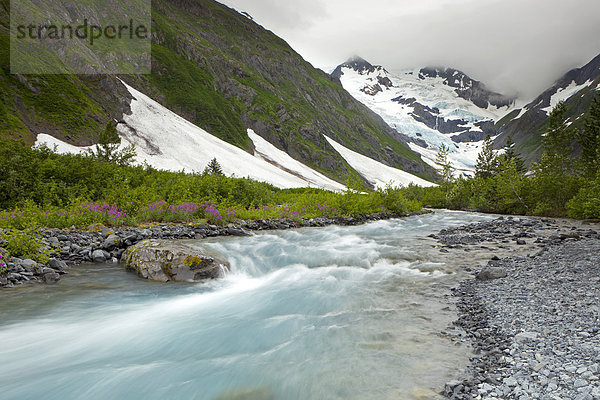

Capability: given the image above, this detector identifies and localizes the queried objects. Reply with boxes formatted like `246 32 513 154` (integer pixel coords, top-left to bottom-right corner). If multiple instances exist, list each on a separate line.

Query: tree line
405 94 600 219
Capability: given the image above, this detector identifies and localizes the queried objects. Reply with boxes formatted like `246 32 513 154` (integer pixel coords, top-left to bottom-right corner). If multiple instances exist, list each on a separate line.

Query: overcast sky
220 0 600 101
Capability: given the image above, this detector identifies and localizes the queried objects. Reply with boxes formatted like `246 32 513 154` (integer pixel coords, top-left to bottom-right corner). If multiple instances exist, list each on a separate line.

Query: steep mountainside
494 53 600 161
0 0 436 183
332 57 515 174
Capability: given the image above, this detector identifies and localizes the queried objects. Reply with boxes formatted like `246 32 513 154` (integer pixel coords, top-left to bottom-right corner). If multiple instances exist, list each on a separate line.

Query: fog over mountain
221 0 600 101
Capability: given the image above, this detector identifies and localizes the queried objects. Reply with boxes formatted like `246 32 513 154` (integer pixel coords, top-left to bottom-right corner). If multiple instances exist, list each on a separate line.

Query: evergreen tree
475 135 498 178
576 93 600 177
89 121 136 166
203 157 224 176
533 101 579 213
494 155 529 213
435 144 454 193
502 134 526 174
541 101 574 176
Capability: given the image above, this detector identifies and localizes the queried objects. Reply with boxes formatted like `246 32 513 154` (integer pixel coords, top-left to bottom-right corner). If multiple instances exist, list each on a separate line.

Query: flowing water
0 210 495 400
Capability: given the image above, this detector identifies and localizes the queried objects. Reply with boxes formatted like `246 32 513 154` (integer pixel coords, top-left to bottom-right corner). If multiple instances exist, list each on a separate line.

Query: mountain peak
332 56 379 78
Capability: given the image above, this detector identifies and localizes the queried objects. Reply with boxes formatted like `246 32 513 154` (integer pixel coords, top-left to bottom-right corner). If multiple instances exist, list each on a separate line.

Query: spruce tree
576 94 600 177
435 144 454 193
89 121 136 166
534 101 578 213
203 158 224 176
542 100 574 175
475 135 498 178
502 134 526 174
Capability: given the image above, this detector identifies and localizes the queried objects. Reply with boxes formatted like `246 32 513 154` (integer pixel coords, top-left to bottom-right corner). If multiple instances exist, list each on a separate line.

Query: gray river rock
122 239 230 282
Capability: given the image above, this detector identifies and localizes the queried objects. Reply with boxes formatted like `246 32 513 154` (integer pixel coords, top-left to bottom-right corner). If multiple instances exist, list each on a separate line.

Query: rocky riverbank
0 212 413 288
438 216 600 400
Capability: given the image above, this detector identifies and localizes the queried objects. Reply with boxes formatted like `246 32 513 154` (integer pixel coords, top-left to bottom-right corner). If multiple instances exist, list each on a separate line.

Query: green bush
567 176 600 219
1 230 50 263
0 140 422 230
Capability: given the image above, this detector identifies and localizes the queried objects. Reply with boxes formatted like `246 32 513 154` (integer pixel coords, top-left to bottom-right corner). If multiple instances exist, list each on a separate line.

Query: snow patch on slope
36 83 348 191
117 83 328 189
324 136 436 189
541 80 593 115
247 129 346 191
511 107 528 121
35 134 94 154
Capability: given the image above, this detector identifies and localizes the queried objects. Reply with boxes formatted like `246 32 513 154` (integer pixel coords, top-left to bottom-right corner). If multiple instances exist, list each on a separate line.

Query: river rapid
0 210 495 400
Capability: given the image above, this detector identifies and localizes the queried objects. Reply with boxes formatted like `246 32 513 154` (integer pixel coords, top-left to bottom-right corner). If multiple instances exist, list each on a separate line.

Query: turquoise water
0 211 493 400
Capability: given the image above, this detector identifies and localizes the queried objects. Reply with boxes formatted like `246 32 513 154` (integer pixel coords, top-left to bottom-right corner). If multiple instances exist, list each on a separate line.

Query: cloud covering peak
221 0 600 101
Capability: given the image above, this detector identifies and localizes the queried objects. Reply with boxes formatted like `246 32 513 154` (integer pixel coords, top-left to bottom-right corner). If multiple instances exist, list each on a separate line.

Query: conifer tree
89 121 136 166
541 100 574 176
435 144 454 193
502 134 526 174
203 157 224 176
576 94 600 177
533 101 578 213
475 135 498 178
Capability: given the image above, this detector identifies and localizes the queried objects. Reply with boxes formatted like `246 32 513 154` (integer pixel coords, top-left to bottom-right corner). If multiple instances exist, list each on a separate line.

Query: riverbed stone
20 259 38 271
42 270 60 283
102 234 121 250
122 239 230 282
442 216 600 400
476 267 507 280
91 249 107 263
48 259 67 273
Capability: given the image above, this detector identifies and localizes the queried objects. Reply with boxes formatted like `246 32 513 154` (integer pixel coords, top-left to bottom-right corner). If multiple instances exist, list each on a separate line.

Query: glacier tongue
336 63 516 175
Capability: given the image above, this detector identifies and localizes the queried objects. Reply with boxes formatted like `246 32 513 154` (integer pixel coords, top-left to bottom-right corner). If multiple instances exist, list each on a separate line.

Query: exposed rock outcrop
121 239 230 282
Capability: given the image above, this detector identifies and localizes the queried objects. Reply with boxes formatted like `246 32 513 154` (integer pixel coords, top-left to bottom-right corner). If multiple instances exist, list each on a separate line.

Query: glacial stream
0 211 496 400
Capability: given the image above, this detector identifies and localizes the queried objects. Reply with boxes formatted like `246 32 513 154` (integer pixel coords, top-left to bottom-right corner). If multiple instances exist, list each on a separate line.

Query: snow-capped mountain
35 83 435 190
495 53 600 161
332 57 517 175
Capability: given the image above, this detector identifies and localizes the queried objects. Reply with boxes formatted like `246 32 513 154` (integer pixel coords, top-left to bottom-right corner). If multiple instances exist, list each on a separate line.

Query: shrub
567 177 600 219
1 230 50 263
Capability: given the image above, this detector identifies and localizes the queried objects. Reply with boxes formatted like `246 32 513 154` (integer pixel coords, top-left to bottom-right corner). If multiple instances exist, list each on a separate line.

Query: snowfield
324 136 436 189
246 129 346 191
35 82 436 191
541 80 594 115
37 83 345 190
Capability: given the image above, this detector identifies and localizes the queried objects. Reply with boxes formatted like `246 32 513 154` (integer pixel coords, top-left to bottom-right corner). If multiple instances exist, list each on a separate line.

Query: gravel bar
439 216 600 400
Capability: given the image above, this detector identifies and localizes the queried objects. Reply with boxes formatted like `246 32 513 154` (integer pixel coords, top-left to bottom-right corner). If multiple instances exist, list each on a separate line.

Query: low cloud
221 0 600 101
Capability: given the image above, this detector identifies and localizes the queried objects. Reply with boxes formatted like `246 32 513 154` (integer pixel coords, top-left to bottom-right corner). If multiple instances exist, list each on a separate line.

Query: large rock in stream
121 239 230 282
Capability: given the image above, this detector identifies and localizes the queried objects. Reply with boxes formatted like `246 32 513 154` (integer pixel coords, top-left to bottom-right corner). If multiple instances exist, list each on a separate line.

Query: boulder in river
121 239 230 282
476 267 507 280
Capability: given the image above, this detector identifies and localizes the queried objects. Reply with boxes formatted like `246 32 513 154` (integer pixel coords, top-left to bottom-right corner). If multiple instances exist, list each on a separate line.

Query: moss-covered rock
121 239 229 282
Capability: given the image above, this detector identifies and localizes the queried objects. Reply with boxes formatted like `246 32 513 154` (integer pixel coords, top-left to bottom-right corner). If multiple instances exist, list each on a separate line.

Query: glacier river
0 211 495 400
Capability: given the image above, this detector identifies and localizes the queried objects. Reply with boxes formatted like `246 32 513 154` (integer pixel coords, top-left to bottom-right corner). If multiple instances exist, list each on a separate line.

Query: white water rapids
0 210 495 399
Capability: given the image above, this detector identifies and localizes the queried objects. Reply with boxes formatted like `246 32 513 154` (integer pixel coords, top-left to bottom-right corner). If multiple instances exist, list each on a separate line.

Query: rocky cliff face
418 67 515 109
0 0 436 183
